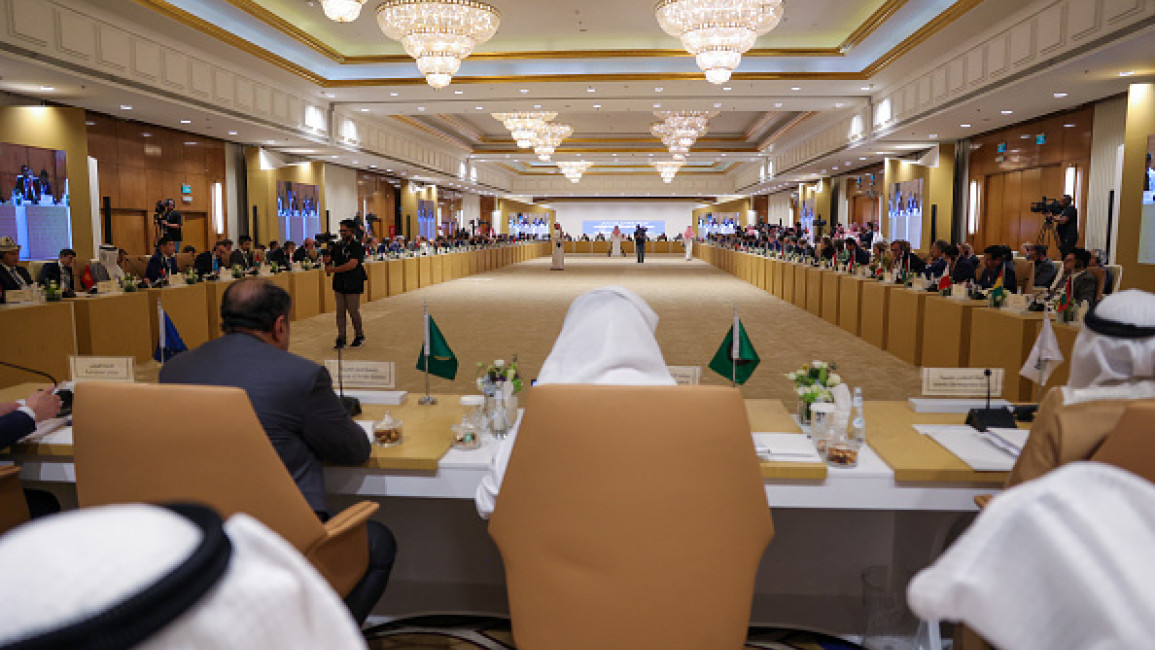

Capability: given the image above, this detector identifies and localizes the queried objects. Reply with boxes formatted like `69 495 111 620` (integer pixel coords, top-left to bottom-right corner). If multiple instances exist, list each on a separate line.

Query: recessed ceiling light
85 121 96 126
386 169 393 172
655 87 664 92
774 102 783 108
267 140 276 144
1001 110 1014 115
228 130 238 135
929 134 938 139
331 155 339 159
453 90 464 95
1119 70 1135 77
1053 92 1068 98
587 86 595 93
417 106 425 111
791 86 801 91
475 106 483 110
1063 123 1076 128
120 105 133 110
593 104 602 109
835 102 844 108
520 89 529 94
40 86 54 91
960 123 972 128
324 92 336 98
653 103 661 108
714 102 723 108
370 164 377 168
183 141 197 146
141 132 153 138
721 153 727 157
860 86 872 91
389 92 399 97
180 119 191 124
859 157 867 160
360 108 371 112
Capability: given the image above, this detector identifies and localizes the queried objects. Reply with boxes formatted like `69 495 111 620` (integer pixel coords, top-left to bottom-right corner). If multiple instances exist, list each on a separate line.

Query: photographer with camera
325 219 367 349
156 199 183 251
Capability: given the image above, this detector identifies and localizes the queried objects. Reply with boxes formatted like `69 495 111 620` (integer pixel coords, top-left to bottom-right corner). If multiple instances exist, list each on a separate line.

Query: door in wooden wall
979 166 1068 251
852 195 878 227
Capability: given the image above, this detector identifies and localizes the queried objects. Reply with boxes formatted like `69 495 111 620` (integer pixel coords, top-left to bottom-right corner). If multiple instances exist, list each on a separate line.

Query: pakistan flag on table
708 307 760 385
416 304 458 380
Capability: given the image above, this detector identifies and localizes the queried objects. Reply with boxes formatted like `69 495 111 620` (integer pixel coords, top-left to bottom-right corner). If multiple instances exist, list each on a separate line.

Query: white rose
827 373 842 386
495 359 505 368
812 360 826 369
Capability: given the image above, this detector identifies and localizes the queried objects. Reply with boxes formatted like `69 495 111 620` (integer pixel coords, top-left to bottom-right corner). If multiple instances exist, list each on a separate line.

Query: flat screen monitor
0 143 72 261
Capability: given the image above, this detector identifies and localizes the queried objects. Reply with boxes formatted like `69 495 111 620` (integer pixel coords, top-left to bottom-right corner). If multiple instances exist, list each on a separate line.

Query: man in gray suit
159 278 394 624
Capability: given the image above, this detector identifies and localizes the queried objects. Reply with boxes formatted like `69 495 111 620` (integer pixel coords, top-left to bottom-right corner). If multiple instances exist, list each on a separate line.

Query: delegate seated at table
37 248 77 296
475 286 676 520
87 245 126 288
158 278 395 624
0 236 33 295
1005 290 1155 488
145 238 180 285
194 239 233 279
977 245 1017 292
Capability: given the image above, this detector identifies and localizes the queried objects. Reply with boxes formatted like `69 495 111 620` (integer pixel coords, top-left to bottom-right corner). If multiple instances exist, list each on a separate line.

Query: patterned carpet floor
172 256 921 401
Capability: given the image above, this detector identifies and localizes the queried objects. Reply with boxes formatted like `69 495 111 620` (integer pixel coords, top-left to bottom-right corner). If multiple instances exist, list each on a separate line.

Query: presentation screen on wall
581 220 666 237
0 143 72 261
1139 135 1155 264
888 179 924 247
276 181 320 244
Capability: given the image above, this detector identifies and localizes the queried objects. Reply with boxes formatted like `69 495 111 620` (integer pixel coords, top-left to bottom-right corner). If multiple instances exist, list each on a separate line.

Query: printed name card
668 365 702 386
3 288 32 304
97 280 119 294
922 368 1004 397
70 356 135 383
325 361 396 389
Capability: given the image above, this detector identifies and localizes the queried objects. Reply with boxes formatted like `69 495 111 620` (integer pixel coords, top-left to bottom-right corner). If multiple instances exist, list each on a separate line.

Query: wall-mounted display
581 220 666 237
0 143 71 260
888 179 924 247
697 213 738 237
277 181 320 243
417 199 437 240
1139 135 1155 264
507 214 550 238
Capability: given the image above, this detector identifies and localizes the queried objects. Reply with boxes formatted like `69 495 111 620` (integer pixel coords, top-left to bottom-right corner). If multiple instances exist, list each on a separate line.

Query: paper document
752 433 823 463
924 427 1018 472
983 428 1030 457
356 420 375 444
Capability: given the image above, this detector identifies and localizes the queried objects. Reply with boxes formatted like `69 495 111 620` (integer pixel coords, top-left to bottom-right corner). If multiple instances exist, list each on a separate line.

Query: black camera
315 232 338 246
1029 196 1061 215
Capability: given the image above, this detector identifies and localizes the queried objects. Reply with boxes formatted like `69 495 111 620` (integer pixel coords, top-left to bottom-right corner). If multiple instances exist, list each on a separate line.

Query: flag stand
419 300 437 405
731 305 738 388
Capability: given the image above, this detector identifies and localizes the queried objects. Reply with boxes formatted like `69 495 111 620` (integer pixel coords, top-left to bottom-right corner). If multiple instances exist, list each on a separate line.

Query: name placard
922 368 1004 397
668 365 702 386
325 361 396 389
70 356 135 383
4 288 32 304
168 274 187 287
96 280 119 294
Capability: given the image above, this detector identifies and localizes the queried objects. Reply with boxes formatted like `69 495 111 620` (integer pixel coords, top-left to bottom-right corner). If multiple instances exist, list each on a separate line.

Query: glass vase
488 394 519 439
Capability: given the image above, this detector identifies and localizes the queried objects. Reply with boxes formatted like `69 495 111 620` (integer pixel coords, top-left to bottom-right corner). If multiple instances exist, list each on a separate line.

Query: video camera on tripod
1029 196 1062 222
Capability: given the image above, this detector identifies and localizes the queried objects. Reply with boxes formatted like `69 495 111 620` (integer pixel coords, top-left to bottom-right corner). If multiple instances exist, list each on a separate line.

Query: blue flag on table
153 304 188 363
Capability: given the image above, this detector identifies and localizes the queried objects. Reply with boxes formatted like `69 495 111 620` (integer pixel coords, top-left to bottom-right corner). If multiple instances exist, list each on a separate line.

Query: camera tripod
1036 217 1060 252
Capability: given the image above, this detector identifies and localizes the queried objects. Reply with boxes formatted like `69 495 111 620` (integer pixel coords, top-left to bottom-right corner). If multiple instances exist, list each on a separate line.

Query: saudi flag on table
708 308 760 385
416 307 458 380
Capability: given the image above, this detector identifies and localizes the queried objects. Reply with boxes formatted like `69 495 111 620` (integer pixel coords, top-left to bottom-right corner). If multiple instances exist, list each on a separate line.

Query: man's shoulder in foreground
160 333 323 383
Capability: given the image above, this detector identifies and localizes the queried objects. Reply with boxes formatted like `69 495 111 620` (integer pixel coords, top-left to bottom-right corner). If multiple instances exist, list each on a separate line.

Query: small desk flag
708 309 760 385
416 308 458 380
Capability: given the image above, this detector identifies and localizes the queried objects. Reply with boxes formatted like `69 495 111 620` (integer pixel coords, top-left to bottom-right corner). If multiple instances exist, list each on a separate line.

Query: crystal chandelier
319 0 367 22
655 0 784 84
377 0 501 89
557 161 594 183
532 122 573 162
651 110 716 158
492 112 557 148
650 160 685 183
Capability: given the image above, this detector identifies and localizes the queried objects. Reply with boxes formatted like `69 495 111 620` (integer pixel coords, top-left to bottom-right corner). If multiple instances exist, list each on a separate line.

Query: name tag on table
325 360 396 389
668 365 702 386
96 280 120 294
4 289 31 304
168 274 187 286
921 368 1004 397
71 356 135 382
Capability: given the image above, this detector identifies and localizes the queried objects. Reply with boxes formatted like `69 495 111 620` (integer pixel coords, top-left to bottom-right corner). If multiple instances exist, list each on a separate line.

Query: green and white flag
416 306 458 380
708 307 760 385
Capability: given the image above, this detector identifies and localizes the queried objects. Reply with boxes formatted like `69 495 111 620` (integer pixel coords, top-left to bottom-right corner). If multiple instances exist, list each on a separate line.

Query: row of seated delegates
158 278 396 624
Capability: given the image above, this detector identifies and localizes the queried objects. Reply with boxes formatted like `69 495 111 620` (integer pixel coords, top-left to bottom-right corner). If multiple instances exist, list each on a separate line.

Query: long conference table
0 242 550 387
698 244 1082 402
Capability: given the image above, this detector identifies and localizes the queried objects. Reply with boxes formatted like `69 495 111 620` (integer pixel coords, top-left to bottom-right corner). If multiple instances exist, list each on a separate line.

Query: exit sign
180 184 192 194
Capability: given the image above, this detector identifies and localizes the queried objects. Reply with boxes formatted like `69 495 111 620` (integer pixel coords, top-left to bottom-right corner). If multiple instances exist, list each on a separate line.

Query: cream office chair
1012 258 1034 293
1105 264 1123 293
0 466 30 535
1091 401 1155 483
72 382 378 597
489 385 774 650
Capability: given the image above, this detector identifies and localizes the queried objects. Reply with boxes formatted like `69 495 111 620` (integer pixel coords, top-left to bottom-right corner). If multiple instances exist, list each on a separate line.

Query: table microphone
964 368 1016 432
335 347 361 417
0 360 73 417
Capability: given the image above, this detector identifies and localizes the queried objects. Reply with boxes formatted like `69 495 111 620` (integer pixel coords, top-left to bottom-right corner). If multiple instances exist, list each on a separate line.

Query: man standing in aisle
326 219 367 349
159 199 183 252
1054 194 1078 258
634 224 647 264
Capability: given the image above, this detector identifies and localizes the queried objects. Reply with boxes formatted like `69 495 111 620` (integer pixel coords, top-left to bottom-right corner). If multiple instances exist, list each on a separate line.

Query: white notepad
752 433 823 463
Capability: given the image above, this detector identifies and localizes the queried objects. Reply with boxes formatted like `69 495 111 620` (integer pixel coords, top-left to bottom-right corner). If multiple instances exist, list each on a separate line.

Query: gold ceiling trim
476 135 749 146
757 112 817 151
861 0 986 77
129 0 325 84
137 0 976 90
389 115 473 150
209 0 908 64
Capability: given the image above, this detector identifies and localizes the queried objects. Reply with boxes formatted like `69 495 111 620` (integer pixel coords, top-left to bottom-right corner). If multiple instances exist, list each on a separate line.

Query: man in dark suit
145 237 180 285
845 237 870 266
38 248 78 296
978 245 1018 293
633 225 647 264
889 240 927 275
0 236 33 297
229 235 256 271
194 239 233 279
922 240 950 280
158 278 395 624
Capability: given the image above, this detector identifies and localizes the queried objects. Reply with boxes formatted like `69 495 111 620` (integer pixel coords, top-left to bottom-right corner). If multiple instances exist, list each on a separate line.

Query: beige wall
1116 83 1155 292
0 106 94 259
